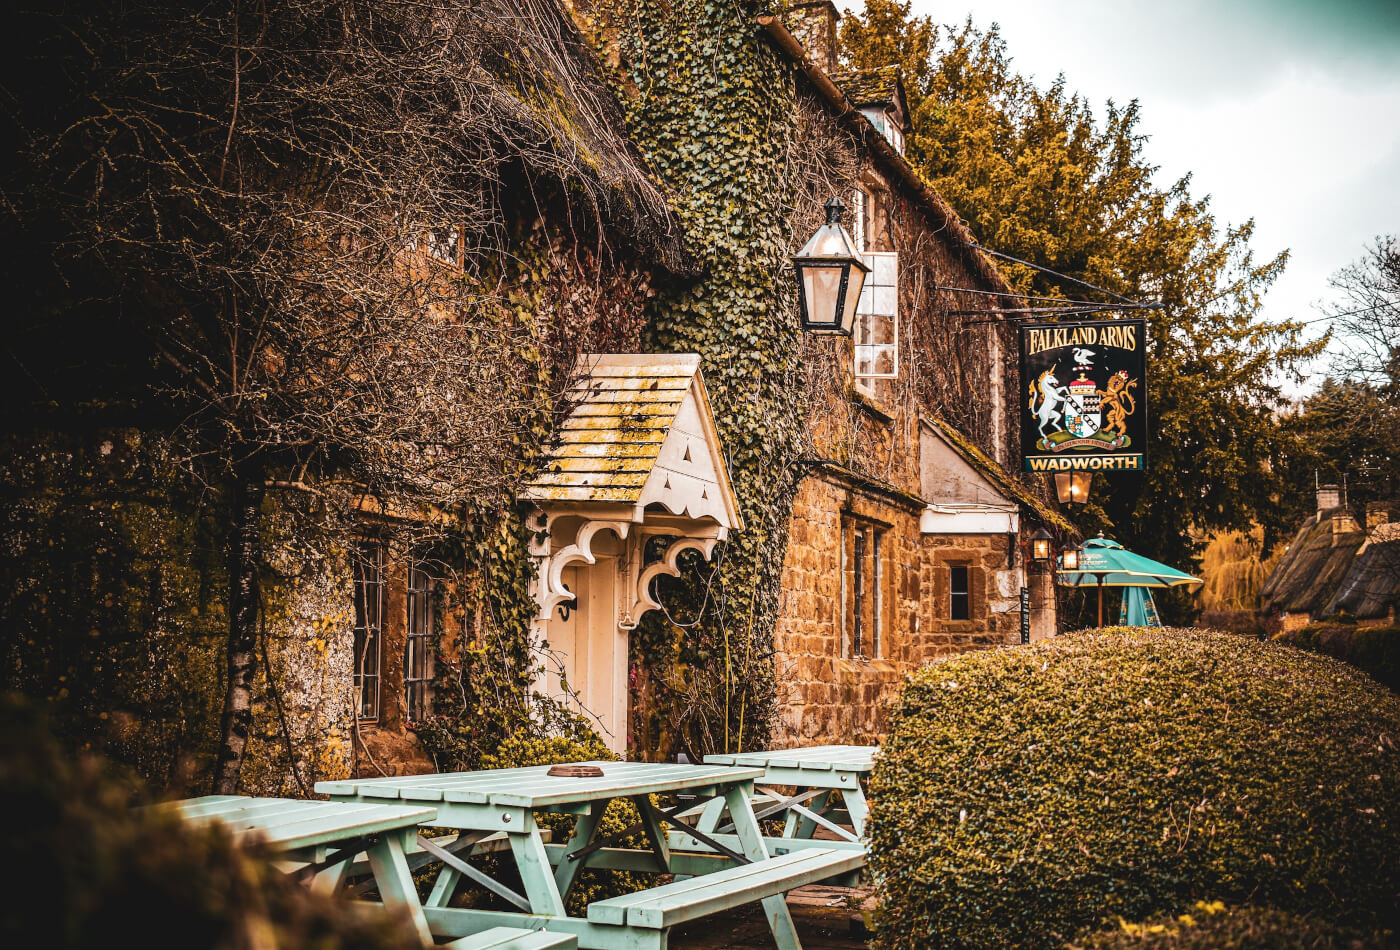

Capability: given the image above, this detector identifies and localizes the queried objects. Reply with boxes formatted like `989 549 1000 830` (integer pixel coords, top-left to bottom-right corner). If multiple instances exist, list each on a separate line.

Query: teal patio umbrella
1118 586 1161 627
1057 536 1202 627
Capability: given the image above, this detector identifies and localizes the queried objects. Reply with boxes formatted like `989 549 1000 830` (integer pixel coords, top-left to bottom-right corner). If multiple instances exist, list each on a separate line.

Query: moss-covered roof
928 418 1076 536
1259 510 1367 615
486 0 686 270
829 65 906 115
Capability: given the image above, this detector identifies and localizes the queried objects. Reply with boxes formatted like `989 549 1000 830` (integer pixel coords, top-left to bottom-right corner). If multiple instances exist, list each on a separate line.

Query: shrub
0 695 421 950
1068 901 1387 949
868 627 1400 950
1276 622 1400 692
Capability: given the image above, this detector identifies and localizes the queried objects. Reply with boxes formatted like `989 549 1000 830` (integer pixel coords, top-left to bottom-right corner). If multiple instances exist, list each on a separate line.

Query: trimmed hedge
1276 622 1400 693
1068 902 1387 949
868 628 1400 950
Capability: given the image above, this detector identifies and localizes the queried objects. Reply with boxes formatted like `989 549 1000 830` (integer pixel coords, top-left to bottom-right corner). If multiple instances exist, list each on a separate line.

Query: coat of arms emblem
1065 374 1101 438
1026 350 1139 452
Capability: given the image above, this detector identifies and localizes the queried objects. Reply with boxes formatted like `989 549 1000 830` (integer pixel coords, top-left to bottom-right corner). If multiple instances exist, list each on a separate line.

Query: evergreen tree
841 8 1323 588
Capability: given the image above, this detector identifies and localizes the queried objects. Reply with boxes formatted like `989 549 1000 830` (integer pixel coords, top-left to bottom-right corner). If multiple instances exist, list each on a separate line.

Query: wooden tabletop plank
704 746 876 773
166 797 436 852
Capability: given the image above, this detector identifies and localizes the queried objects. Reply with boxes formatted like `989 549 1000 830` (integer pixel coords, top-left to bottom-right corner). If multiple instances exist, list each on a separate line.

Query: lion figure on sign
1098 370 1137 439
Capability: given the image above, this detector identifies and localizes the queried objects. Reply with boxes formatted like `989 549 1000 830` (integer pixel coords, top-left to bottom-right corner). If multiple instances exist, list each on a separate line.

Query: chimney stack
1368 501 1391 531
1316 483 1341 519
785 1 841 75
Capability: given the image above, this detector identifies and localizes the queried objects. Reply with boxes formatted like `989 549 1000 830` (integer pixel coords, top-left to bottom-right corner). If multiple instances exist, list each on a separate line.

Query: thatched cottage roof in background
476 0 685 270
1325 519 1400 620
1259 509 1366 616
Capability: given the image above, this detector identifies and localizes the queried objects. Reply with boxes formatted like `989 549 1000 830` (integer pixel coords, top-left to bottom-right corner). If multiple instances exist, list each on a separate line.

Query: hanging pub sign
1020 319 1146 473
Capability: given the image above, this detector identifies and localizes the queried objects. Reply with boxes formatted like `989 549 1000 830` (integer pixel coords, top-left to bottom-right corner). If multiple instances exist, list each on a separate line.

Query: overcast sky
904 0 1400 389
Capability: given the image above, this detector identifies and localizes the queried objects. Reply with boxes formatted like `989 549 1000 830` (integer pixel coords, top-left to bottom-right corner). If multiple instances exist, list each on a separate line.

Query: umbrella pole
1097 575 1104 627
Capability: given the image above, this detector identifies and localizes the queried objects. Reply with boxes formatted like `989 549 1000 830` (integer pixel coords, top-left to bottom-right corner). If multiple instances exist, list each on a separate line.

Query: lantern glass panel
1062 547 1080 571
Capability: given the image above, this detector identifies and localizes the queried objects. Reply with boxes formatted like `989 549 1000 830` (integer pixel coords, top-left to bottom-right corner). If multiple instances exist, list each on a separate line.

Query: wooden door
548 561 627 754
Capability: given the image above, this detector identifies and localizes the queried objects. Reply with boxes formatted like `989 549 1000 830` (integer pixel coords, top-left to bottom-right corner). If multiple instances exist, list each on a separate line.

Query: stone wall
774 475 1027 746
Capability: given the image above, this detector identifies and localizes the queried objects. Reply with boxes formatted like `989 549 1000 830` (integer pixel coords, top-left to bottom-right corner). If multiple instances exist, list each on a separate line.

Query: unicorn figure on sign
1029 368 1068 438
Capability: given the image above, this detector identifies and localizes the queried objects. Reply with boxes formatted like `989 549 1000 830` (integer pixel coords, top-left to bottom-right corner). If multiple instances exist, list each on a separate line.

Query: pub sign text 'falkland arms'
1020 319 1147 473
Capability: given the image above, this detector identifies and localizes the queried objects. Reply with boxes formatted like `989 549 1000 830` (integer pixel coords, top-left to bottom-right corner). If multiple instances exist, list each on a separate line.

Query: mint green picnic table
700 745 875 844
316 761 862 950
163 796 575 950
163 796 438 944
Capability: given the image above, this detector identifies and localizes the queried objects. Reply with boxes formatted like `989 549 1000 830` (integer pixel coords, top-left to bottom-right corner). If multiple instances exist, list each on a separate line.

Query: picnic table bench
162 795 574 950
317 761 855 950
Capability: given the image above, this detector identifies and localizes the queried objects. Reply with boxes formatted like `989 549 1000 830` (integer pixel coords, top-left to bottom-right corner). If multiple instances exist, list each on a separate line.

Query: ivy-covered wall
585 0 815 758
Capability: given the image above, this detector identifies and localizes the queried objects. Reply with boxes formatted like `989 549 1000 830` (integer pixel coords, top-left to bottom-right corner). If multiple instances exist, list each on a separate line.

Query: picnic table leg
694 796 727 834
554 798 607 902
311 859 349 898
366 831 433 945
630 794 671 873
791 791 830 839
842 784 870 838
724 783 802 950
509 829 568 917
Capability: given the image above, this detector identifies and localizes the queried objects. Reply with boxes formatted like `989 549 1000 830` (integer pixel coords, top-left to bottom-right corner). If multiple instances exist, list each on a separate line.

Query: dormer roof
522 354 743 531
831 66 909 128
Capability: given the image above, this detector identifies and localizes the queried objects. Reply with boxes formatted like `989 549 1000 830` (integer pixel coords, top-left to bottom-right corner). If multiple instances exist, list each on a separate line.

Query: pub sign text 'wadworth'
1020 319 1147 473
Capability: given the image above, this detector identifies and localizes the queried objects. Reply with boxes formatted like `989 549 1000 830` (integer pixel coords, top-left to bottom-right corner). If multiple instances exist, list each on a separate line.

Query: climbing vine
577 0 823 756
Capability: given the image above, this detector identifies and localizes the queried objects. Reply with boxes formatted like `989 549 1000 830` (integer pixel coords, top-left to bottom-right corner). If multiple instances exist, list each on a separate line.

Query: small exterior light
1030 527 1053 563
1054 471 1092 505
792 198 870 335
1062 545 1080 571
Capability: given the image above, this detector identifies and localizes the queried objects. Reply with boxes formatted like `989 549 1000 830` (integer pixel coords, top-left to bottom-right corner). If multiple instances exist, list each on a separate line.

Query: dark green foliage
868 627 1400 950
0 431 226 789
1069 902 1388 949
1278 622 1400 693
601 0 805 757
0 695 422 950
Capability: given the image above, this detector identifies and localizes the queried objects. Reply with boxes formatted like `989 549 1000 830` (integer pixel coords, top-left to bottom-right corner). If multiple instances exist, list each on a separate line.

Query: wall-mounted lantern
792 197 870 335
1061 544 1080 571
1030 527 1053 563
1054 471 1092 505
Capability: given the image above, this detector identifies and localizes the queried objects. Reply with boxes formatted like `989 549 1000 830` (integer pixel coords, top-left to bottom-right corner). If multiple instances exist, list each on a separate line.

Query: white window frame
424 225 460 267
352 542 385 721
854 251 899 383
851 188 867 252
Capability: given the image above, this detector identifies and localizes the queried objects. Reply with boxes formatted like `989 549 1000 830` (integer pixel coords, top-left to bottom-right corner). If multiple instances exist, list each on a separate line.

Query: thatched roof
478 0 686 270
1259 509 1367 615
1325 521 1400 620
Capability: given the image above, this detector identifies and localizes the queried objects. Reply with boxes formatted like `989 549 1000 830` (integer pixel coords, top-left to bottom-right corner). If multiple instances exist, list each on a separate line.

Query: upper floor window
404 563 435 723
841 519 885 659
352 542 385 721
425 226 461 267
860 107 905 154
851 188 868 252
855 252 899 384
